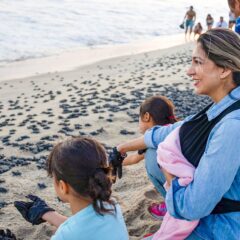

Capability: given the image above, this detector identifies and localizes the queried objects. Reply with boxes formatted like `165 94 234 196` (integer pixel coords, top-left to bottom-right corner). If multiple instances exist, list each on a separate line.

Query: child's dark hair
47 137 115 215
140 96 178 125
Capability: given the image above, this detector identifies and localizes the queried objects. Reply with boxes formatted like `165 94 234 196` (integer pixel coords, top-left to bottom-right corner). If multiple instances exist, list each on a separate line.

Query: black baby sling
179 99 240 214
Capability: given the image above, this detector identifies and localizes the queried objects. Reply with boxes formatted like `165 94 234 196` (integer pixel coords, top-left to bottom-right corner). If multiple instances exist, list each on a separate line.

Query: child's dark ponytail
47 137 116 215
140 96 178 125
88 168 115 214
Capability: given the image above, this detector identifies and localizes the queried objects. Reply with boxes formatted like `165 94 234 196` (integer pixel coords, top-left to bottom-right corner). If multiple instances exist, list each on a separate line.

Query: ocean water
0 0 229 63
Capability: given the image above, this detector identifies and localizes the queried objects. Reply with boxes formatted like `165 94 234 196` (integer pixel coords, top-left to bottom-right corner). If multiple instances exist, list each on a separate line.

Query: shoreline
0 33 191 82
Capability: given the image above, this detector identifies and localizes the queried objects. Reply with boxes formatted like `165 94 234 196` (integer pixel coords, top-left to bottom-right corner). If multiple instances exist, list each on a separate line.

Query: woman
117 28 240 239
206 14 214 30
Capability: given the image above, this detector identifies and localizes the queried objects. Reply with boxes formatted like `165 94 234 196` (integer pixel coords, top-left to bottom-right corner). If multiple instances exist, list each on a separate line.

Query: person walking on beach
114 28 240 240
228 0 240 34
14 137 128 240
119 96 178 220
216 16 228 28
206 14 214 30
183 6 196 37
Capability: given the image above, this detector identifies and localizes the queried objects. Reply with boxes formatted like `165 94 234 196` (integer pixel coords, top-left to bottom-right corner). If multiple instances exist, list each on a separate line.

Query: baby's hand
162 168 175 186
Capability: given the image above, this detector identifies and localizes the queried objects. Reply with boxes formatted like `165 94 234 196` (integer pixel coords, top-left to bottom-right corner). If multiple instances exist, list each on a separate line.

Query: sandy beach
0 39 211 239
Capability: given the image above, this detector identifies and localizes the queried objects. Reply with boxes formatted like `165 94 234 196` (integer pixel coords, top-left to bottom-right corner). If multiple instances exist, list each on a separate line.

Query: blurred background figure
183 6 196 37
228 0 240 34
206 14 214 30
216 16 228 28
229 11 236 29
193 22 203 38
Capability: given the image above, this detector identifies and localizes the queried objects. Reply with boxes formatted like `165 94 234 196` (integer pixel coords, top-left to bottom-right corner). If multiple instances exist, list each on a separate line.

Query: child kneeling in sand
117 96 178 220
14 137 128 240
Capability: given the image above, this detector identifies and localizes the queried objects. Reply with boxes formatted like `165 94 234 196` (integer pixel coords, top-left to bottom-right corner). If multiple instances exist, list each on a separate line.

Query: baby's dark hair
47 137 115 215
139 96 178 125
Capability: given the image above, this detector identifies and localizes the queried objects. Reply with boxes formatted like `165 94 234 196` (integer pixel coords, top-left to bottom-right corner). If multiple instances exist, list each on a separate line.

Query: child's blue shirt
51 203 128 240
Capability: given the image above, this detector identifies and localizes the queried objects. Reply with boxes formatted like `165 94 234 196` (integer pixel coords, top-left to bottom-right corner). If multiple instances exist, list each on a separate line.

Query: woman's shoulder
211 110 240 137
219 109 240 123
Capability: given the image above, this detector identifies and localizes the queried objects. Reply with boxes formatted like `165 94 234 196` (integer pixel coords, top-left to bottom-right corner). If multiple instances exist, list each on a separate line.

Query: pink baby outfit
153 126 199 240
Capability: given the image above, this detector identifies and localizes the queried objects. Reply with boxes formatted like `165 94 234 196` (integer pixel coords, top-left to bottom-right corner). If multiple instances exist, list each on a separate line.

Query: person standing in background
194 22 203 39
206 14 214 30
229 11 236 29
183 6 196 37
216 16 228 28
228 0 240 34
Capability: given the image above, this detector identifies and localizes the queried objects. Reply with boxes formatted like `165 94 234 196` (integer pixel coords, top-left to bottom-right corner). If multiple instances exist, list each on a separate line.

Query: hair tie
168 115 176 120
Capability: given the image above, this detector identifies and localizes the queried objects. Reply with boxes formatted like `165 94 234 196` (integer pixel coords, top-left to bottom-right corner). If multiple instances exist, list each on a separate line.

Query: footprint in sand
144 189 161 201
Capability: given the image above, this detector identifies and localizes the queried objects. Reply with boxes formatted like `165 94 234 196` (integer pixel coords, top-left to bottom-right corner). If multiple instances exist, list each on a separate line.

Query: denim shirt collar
206 86 240 121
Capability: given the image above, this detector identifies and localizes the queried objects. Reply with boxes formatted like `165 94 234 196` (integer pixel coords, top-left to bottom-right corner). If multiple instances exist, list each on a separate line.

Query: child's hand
14 194 55 225
122 154 144 166
116 144 126 155
0 229 17 240
161 168 175 186
108 147 127 181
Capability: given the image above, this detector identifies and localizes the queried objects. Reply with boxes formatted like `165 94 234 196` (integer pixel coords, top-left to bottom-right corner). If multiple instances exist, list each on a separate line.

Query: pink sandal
148 202 167 220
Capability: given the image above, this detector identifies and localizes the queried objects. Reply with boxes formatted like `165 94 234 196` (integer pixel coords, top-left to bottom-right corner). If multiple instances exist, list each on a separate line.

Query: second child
118 96 178 220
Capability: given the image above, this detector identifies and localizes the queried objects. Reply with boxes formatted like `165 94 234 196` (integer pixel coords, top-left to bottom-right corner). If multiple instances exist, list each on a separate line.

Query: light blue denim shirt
144 87 240 240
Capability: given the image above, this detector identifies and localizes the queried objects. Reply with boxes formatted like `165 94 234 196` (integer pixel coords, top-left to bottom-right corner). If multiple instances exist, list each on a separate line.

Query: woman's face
187 43 225 102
